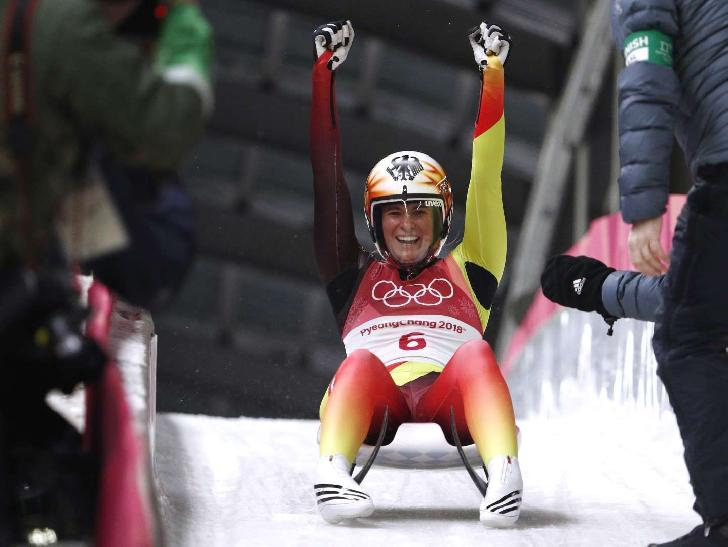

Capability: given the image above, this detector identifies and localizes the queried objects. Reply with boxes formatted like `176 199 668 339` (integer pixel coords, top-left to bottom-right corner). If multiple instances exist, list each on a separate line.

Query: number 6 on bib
399 331 426 351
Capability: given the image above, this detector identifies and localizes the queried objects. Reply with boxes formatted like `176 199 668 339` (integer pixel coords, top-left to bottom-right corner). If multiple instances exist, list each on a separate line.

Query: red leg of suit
319 349 410 463
415 339 517 463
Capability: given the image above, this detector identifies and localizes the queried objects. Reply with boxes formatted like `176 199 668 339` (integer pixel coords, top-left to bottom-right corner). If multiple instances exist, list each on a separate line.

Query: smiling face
380 201 436 267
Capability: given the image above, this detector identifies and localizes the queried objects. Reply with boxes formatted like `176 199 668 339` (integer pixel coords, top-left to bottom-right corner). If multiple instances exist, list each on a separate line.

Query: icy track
155 405 697 547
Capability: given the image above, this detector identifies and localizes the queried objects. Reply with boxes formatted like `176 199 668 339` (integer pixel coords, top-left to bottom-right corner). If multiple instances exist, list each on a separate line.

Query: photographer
0 0 212 303
0 0 213 542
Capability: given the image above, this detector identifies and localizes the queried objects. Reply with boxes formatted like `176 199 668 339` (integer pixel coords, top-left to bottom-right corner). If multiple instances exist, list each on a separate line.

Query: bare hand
628 216 670 276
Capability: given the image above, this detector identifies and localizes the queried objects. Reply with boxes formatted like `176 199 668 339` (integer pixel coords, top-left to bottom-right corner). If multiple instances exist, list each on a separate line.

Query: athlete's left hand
468 22 511 70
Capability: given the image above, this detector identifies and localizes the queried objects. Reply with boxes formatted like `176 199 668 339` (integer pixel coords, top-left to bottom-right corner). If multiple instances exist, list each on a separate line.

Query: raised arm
452 23 510 321
309 21 360 284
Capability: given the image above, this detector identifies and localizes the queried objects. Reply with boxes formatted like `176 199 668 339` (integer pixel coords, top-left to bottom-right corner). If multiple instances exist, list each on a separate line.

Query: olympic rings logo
371 278 454 308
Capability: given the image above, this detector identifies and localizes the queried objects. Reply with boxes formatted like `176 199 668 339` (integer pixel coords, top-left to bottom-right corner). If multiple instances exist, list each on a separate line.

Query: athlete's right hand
313 20 355 71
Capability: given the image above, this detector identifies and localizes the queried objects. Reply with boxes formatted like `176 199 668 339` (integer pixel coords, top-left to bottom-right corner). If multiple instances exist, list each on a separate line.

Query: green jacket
0 0 213 267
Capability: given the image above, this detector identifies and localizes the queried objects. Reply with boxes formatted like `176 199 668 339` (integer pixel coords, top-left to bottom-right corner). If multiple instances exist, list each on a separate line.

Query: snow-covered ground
154 403 697 547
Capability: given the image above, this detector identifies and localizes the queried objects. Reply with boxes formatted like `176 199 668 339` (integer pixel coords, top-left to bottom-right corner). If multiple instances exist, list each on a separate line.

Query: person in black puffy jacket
612 1 728 545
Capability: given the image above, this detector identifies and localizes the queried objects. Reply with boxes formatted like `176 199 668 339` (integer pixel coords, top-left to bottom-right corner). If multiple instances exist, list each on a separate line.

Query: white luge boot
314 454 374 524
480 455 523 527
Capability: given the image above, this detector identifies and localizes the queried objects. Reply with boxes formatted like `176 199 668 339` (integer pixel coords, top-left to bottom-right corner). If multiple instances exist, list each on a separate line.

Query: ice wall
502 196 688 421
508 309 672 420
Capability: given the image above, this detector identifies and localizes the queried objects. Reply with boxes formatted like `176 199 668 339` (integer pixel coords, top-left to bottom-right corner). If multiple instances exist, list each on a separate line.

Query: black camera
0 269 106 543
0 268 106 398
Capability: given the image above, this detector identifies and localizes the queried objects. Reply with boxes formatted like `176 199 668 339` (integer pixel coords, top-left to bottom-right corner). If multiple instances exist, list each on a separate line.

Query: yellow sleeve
451 57 506 329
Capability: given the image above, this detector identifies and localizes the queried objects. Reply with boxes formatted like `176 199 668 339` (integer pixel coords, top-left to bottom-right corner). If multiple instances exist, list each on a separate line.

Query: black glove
540 255 615 319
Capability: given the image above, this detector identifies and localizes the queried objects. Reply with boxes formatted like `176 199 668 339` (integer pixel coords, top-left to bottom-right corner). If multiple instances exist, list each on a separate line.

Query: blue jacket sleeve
601 270 665 322
612 0 680 223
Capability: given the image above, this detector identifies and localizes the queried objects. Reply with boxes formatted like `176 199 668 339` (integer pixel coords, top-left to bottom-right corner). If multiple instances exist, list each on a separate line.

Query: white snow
154 403 697 547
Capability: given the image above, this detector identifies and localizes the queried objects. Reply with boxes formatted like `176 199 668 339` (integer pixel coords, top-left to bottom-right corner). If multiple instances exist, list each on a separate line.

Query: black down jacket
611 0 728 222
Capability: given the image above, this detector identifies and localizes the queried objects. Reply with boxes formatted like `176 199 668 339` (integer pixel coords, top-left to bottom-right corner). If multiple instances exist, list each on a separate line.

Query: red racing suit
310 49 515 464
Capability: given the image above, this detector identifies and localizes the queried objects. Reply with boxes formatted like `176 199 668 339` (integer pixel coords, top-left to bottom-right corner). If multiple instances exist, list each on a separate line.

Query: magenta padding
85 281 155 547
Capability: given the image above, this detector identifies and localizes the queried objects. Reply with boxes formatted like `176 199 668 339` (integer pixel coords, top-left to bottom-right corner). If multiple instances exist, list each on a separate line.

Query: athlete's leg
319 349 410 464
416 339 521 526
416 339 517 463
316 350 410 523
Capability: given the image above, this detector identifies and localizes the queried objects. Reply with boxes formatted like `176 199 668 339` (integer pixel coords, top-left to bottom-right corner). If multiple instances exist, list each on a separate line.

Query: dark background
154 0 691 419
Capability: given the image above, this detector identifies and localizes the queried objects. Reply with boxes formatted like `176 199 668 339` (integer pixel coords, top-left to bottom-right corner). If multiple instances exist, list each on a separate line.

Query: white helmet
363 151 453 269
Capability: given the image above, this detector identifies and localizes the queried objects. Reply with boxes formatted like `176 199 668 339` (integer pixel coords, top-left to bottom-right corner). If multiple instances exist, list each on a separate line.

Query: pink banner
503 195 686 374
85 281 155 547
